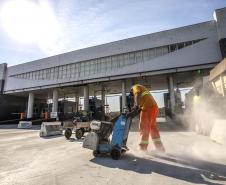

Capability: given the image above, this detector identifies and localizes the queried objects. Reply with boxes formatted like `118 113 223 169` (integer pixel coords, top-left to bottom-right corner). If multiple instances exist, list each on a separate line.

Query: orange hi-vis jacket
131 84 157 110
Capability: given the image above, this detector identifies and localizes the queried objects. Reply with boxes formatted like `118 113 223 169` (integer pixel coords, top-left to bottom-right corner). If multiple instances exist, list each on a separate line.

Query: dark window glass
193 40 199 44
178 43 184 49
170 44 177 52
185 41 192 46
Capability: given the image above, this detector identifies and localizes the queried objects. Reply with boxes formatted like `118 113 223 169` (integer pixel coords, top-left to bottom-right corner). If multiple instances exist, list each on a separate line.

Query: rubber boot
139 143 148 151
154 141 165 153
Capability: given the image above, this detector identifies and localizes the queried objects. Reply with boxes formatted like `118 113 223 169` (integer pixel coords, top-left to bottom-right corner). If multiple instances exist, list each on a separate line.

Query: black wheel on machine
64 129 72 139
93 150 101 157
111 148 121 160
75 129 84 139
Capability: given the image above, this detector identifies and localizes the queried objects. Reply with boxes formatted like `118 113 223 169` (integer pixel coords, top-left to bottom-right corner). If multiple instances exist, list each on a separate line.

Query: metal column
75 95 79 112
101 85 106 114
121 80 127 110
52 89 59 113
27 92 34 119
84 86 89 111
169 75 176 114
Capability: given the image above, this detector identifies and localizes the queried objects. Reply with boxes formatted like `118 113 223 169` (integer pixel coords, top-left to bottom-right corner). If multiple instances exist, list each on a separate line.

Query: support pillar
52 89 59 113
101 85 106 114
169 75 175 114
101 85 105 106
27 92 34 119
122 80 127 110
75 95 79 112
84 86 89 111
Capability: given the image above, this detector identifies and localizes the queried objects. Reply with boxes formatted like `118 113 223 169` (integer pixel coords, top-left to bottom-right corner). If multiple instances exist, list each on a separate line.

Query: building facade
0 7 226 119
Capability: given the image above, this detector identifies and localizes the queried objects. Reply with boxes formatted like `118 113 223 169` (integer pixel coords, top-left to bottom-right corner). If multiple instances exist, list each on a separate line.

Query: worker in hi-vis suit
129 84 165 152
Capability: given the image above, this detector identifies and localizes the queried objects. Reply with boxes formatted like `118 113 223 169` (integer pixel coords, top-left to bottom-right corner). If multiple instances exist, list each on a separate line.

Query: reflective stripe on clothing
140 140 149 145
131 84 157 110
141 90 150 97
152 137 161 142
141 90 151 110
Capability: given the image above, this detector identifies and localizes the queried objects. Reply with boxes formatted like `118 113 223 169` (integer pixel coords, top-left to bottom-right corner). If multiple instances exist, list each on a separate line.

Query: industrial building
0 7 226 121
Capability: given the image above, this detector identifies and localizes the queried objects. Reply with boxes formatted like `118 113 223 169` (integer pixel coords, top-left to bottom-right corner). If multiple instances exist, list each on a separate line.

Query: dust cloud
126 81 226 164
180 82 226 135
176 81 226 163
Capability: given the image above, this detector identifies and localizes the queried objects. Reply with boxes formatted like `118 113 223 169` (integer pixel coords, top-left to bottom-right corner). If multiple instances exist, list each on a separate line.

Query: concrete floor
0 123 226 185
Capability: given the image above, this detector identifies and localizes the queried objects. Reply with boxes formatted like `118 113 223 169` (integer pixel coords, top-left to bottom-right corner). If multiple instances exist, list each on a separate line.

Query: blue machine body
111 115 128 147
97 143 111 153
97 114 131 153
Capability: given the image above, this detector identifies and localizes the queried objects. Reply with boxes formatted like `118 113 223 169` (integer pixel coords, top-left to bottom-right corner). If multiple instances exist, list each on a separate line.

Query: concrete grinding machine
83 108 138 160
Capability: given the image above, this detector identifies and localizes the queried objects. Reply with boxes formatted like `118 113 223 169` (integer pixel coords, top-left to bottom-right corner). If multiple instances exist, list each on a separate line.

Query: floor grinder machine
83 108 138 160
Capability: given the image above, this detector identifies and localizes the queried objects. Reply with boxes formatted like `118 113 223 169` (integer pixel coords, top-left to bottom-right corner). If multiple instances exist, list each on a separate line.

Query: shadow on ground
40 135 63 139
0 124 41 130
67 138 84 143
91 153 226 185
153 153 226 178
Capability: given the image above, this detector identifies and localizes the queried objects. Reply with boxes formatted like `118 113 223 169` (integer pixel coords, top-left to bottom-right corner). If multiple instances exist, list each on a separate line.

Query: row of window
12 39 204 80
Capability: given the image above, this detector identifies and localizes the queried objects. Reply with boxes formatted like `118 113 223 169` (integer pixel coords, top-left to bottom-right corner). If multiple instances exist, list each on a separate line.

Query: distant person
129 84 165 152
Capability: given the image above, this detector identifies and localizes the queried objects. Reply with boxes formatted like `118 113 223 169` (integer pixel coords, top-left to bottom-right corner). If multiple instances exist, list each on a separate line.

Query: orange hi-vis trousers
139 106 163 150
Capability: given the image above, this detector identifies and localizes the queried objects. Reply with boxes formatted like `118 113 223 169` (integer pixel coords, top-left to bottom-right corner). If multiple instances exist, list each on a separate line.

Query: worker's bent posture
130 84 165 152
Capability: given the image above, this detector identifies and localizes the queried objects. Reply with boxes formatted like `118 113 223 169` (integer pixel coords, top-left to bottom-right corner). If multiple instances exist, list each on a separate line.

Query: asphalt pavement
0 123 225 185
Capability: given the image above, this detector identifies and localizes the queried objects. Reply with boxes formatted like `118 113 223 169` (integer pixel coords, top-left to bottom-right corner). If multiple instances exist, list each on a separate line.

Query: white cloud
46 0 223 56
46 0 173 55
0 0 61 55
4 0 225 56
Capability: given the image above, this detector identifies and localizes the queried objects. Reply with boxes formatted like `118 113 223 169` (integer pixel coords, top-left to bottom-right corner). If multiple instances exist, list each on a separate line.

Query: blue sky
0 0 225 66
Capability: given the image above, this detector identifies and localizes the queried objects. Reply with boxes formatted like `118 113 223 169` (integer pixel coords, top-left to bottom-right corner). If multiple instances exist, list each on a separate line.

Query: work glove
126 106 141 118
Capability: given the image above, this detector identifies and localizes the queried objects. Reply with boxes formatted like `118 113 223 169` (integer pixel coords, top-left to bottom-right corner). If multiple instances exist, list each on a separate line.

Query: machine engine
83 120 113 150
90 120 113 140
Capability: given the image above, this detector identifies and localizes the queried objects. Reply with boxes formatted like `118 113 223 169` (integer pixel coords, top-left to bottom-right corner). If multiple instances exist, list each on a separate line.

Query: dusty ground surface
0 122 226 185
